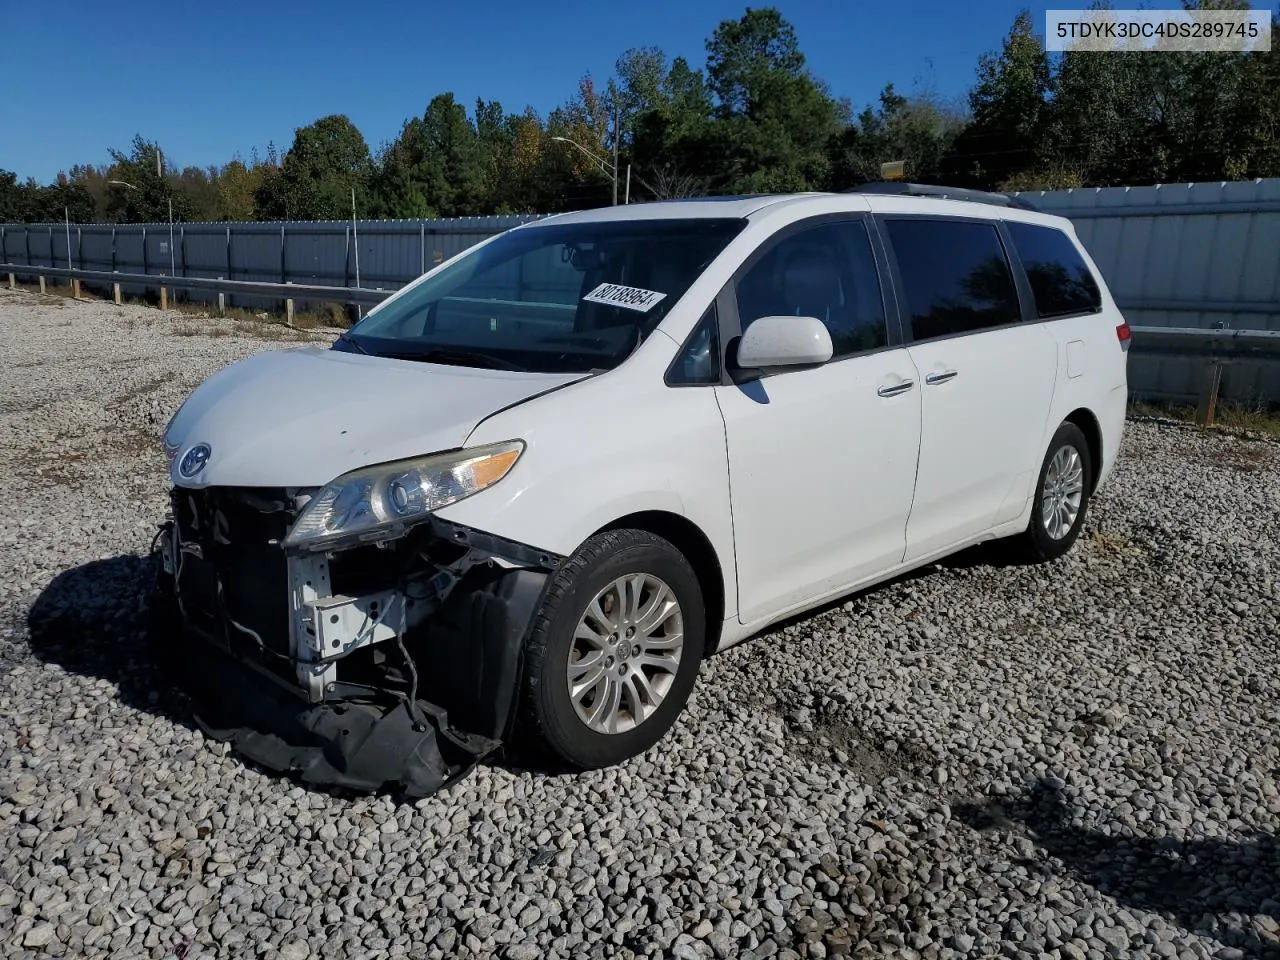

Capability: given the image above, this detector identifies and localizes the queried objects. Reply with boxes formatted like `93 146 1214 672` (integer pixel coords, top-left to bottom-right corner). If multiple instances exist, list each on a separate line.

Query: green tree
102 135 192 223
505 108 557 212
703 7 840 193
177 165 221 221
943 10 1051 188
372 94 490 218
614 47 669 133
216 152 271 221
622 53 717 198
255 115 374 220
474 98 514 212
0 170 28 221
65 164 109 221
830 84 966 188
533 76 617 209
44 177 97 223
1226 13 1280 178
706 7 806 115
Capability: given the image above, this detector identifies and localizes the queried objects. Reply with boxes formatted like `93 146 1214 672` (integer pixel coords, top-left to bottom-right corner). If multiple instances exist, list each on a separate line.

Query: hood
163 346 585 488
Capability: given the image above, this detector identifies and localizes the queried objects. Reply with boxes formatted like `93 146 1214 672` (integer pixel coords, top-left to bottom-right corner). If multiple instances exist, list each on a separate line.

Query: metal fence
1014 177 1280 406
4 178 1280 404
0 215 542 312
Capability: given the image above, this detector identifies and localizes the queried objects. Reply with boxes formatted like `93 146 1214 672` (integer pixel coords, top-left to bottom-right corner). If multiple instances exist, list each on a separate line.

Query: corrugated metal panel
2 197 1276 402
1016 179 1280 403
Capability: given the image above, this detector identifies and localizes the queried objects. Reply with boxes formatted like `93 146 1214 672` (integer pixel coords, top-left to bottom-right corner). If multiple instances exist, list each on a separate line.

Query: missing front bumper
152 489 560 798
150 596 481 797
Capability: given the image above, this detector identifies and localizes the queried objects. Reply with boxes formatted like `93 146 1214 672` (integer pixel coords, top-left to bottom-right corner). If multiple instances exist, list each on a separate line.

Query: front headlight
283 440 524 552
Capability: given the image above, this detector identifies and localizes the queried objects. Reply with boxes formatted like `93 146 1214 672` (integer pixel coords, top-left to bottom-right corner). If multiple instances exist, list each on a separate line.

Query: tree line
2 4 1277 225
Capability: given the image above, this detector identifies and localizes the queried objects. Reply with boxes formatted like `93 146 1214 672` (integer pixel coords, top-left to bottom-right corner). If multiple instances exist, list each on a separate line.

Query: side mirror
734 315 833 373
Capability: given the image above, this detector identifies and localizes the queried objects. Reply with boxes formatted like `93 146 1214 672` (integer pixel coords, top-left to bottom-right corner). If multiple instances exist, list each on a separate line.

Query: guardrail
1127 324 1280 425
2 263 392 321
4 262 1277 424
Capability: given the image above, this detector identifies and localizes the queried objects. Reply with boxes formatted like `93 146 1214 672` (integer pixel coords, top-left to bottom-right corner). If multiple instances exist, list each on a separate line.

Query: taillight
1116 321 1131 351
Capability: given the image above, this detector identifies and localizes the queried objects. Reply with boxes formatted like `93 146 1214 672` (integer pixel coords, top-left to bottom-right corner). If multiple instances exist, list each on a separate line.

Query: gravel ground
1 285 1278 960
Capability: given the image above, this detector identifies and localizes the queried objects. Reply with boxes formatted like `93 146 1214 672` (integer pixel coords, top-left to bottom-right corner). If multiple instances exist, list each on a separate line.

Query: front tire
520 529 705 770
1011 421 1093 563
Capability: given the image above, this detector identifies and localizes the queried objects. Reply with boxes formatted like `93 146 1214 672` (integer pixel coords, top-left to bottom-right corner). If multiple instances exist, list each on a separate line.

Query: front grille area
171 487 295 665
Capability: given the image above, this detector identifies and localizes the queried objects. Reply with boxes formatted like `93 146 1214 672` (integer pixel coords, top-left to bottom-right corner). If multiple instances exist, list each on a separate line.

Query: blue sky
3 0 1040 182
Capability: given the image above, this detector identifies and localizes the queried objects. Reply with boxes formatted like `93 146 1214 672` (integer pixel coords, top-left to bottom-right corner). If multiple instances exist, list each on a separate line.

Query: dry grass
1128 399 1280 439
165 299 343 338
4 279 337 341
167 318 322 342
5 278 108 304
114 300 326 343
1083 529 1140 560
6 283 68 307
293 301 353 329
163 295 350 331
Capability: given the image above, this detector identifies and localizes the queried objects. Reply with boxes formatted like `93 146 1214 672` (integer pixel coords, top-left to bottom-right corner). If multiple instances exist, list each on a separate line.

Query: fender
436 353 739 620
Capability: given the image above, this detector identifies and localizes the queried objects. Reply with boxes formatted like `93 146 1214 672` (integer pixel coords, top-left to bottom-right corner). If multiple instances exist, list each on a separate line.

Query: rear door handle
876 380 914 398
925 369 958 385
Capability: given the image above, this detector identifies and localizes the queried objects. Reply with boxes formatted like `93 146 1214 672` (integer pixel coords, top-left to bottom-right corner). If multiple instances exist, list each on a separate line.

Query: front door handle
877 380 914 398
925 369 958 385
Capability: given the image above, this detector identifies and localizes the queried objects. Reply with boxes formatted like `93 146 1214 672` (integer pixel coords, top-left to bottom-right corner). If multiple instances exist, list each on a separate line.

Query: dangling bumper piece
150 485 560 799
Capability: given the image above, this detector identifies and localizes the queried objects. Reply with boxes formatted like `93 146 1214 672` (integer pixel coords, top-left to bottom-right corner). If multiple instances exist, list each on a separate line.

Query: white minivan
153 184 1130 797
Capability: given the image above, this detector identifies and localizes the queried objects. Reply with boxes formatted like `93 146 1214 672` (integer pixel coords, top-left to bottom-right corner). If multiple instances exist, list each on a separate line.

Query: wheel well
1064 407 1103 489
597 511 727 655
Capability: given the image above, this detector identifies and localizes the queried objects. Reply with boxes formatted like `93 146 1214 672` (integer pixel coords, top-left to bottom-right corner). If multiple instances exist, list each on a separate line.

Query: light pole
107 178 138 228
550 136 662 205
551 136 617 203
109 178 176 279
351 186 362 320
63 206 72 270
555 134 629 206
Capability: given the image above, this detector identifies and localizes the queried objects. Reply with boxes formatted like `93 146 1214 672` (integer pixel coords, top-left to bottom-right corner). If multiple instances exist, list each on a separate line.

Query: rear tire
1010 421 1093 563
520 529 705 770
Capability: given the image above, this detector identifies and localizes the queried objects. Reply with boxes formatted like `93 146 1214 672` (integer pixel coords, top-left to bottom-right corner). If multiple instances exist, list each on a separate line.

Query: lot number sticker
582 282 667 313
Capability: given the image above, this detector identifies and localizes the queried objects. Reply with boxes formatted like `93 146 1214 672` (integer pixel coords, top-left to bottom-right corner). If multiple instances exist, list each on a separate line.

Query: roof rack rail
845 181 1039 212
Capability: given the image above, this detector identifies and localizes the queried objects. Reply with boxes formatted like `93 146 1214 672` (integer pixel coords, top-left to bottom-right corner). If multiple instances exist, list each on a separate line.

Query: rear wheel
1011 421 1093 563
520 529 705 769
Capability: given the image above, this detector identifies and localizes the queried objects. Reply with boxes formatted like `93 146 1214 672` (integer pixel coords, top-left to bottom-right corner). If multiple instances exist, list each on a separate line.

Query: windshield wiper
335 330 369 355
390 347 526 372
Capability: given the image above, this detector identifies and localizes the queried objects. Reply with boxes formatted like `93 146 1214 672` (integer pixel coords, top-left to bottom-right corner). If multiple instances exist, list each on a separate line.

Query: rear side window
1006 221 1102 318
883 218 1021 341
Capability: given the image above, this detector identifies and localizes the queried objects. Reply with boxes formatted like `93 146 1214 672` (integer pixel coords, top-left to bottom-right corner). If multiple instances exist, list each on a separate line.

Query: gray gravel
2 285 1278 960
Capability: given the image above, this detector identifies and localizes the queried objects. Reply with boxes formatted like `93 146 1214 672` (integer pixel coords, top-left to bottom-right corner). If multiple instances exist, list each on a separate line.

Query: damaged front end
149 485 560 798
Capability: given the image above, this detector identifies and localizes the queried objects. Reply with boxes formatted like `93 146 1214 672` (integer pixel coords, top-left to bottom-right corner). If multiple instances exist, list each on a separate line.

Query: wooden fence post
1195 359 1224 427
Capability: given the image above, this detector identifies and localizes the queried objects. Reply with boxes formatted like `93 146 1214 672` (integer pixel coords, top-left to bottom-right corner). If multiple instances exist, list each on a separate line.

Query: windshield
336 217 746 373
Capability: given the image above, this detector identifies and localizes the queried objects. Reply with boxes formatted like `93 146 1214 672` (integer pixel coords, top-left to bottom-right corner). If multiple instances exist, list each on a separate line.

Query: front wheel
520 529 705 770
1010 421 1093 563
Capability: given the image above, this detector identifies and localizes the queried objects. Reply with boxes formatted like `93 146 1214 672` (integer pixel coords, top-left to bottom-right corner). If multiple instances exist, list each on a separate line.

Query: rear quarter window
1006 221 1103 319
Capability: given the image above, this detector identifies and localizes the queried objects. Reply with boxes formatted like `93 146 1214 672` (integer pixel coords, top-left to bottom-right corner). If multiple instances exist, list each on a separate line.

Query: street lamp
550 136 659 205
551 136 617 204
108 178 176 278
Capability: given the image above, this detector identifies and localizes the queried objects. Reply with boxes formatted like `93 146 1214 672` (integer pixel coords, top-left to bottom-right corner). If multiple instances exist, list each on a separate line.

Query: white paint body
166 192 1129 652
